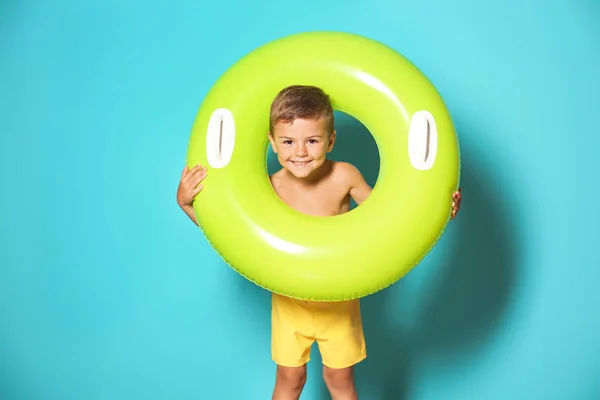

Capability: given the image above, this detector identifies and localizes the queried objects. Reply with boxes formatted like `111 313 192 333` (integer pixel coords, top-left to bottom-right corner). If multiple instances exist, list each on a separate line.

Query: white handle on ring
206 108 235 168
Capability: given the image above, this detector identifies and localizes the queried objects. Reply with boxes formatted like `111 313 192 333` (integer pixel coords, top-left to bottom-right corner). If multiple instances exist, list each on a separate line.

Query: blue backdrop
1 0 599 399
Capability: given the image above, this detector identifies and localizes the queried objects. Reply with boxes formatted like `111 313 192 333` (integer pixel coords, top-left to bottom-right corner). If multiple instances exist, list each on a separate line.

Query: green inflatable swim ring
186 31 460 301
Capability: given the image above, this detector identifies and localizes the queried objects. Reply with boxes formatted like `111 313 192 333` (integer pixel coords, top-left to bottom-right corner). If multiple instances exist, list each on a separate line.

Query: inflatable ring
186 31 460 301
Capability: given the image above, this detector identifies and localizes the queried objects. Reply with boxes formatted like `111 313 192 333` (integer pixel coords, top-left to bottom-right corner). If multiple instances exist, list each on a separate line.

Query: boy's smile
269 117 336 179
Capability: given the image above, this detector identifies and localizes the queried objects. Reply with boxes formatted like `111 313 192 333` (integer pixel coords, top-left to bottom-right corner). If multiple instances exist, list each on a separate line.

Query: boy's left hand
450 188 462 220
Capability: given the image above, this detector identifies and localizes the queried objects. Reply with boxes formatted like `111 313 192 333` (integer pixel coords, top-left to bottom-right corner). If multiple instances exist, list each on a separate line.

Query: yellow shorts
271 293 366 369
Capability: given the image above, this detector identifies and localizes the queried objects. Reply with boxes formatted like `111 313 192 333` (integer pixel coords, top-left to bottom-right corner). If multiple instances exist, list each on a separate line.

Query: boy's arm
180 204 199 226
346 164 373 205
341 162 462 218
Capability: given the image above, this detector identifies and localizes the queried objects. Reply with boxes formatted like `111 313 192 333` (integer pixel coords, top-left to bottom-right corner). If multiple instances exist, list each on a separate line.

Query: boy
177 85 462 399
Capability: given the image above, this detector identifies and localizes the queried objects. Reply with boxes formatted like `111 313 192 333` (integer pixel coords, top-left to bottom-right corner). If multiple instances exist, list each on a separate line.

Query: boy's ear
327 130 337 152
268 131 278 153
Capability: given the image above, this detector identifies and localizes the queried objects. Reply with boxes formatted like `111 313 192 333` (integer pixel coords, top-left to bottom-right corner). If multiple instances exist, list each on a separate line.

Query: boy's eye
308 139 318 144
283 140 292 145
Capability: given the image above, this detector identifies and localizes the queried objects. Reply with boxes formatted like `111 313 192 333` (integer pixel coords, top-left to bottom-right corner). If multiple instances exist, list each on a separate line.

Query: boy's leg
272 365 307 400
315 299 366 400
323 365 357 400
271 294 314 399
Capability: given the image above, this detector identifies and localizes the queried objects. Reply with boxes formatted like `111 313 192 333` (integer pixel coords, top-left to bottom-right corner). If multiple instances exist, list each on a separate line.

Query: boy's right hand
177 164 207 209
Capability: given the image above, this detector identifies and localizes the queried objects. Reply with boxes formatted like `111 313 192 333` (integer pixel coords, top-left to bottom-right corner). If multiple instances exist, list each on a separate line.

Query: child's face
269 117 335 179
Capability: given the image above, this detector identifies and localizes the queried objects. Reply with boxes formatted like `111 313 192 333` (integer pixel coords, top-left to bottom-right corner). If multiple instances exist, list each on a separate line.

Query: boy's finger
191 165 204 174
181 165 189 177
192 184 204 195
196 176 207 188
183 165 202 182
191 167 207 180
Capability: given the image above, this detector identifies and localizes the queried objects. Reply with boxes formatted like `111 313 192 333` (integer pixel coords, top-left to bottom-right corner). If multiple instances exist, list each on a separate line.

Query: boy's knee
323 365 355 392
276 365 307 391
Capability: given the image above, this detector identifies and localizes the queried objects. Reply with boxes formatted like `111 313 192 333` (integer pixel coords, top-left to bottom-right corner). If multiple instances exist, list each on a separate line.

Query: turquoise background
1 0 599 399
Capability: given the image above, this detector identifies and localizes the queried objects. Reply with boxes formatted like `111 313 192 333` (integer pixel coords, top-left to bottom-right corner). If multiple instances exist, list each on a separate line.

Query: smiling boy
177 85 462 399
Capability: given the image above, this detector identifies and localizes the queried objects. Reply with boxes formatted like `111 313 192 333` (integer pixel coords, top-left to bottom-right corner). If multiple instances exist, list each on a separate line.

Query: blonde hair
269 85 334 135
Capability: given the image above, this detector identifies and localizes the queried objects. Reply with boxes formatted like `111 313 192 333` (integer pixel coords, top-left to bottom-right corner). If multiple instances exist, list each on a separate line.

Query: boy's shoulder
269 168 285 188
329 160 363 183
330 160 360 174
322 161 365 188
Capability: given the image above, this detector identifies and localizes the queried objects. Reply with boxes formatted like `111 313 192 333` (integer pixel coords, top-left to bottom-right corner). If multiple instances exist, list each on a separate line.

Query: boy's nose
295 145 308 156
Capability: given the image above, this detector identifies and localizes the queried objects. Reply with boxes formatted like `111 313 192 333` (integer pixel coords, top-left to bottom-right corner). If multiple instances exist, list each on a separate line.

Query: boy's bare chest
275 183 350 217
